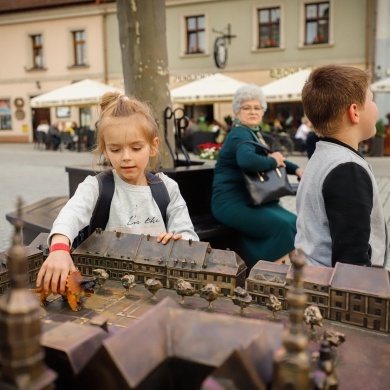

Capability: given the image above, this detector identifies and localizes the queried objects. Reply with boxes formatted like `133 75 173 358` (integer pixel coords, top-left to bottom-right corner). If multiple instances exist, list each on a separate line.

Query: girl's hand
157 232 183 244
36 251 76 295
269 152 286 167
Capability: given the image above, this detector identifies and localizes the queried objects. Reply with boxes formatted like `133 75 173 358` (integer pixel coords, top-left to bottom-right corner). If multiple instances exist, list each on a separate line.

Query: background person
305 129 321 159
211 84 303 270
295 64 388 270
48 122 61 151
36 92 198 294
294 116 312 153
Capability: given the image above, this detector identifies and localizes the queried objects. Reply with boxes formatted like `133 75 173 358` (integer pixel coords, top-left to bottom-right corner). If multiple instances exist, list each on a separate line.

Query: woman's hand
157 232 183 244
269 152 286 167
295 168 304 180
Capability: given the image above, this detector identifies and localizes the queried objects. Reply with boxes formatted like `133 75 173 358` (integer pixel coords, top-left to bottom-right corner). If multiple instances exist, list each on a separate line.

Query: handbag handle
236 139 272 155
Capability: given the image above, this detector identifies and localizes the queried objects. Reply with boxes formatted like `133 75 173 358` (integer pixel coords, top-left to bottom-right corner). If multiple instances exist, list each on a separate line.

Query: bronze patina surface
34 279 390 390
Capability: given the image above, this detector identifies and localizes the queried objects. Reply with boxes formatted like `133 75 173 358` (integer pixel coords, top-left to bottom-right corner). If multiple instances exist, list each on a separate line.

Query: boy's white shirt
49 171 199 244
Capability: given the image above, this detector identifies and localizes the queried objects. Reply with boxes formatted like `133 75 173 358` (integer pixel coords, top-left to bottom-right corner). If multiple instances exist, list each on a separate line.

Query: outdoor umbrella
261 69 312 102
171 73 247 103
370 77 390 93
30 79 124 107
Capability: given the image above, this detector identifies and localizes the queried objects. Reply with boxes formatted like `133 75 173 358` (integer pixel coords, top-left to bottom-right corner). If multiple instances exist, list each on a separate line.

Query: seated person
211 84 303 270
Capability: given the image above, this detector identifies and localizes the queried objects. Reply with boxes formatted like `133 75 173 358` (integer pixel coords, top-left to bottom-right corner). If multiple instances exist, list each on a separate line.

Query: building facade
0 0 383 143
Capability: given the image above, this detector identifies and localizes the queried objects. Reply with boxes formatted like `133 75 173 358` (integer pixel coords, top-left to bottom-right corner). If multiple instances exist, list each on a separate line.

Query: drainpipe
102 7 108 84
366 0 377 80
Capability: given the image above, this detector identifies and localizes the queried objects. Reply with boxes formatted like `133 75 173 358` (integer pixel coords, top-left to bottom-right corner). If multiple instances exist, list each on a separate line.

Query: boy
295 65 388 269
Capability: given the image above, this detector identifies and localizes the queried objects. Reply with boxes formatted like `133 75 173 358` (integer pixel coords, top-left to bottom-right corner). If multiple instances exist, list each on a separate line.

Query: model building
1 230 390 333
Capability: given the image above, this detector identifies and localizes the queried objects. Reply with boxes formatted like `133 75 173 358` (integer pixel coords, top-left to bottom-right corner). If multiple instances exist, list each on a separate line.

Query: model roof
286 264 333 285
247 260 290 284
330 262 390 298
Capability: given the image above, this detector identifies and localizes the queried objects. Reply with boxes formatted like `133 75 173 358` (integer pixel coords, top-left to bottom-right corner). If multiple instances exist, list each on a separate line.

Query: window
258 7 280 48
72 30 87 66
336 301 342 308
305 2 329 45
354 294 361 300
375 298 382 304
354 305 361 312
311 296 317 303
0 99 12 130
375 309 381 316
31 34 44 68
335 290 342 296
186 15 205 54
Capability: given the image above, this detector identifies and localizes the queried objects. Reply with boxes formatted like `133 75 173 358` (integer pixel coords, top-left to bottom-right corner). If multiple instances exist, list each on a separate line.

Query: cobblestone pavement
1 143 389 252
0 143 93 251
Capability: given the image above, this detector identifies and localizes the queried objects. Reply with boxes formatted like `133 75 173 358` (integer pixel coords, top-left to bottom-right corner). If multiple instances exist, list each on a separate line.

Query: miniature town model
1 209 390 389
1 228 390 334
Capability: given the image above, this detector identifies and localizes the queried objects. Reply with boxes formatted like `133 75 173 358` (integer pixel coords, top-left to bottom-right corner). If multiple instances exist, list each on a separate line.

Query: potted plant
371 119 385 156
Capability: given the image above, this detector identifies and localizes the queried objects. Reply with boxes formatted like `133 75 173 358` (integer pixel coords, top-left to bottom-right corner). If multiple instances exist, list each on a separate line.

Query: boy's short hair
302 65 369 137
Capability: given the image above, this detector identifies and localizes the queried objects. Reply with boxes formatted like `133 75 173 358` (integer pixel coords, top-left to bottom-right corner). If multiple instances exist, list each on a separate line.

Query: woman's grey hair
232 84 268 114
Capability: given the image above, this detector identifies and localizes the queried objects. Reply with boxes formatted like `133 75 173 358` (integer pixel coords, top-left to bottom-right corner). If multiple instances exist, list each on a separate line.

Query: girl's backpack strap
89 170 116 236
146 172 170 227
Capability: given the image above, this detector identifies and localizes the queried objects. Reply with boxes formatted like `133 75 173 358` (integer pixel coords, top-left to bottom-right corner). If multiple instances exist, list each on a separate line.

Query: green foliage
224 115 232 126
260 121 271 133
376 119 386 138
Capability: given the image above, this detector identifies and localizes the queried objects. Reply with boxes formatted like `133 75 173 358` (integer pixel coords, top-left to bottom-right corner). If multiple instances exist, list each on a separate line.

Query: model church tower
0 198 56 389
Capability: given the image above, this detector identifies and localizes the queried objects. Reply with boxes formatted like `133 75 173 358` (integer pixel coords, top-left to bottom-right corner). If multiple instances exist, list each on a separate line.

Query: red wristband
50 243 71 253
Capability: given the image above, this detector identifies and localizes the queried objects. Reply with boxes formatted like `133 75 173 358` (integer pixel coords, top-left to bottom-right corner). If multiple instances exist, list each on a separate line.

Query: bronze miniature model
266 294 282 317
121 274 136 294
323 330 346 348
175 278 196 304
272 254 311 390
31 270 96 311
144 278 163 299
200 283 220 309
312 338 338 390
92 268 109 288
0 198 57 389
304 305 323 333
231 286 252 314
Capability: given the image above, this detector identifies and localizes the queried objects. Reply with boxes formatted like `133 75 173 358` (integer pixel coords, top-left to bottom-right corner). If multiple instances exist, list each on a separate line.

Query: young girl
37 92 199 295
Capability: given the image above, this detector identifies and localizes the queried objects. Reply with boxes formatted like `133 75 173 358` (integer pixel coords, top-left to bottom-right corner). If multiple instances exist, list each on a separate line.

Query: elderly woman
211 84 303 269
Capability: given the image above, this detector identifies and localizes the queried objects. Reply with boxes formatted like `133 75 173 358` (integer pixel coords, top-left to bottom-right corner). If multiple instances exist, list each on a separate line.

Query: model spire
0 197 56 389
272 252 311 390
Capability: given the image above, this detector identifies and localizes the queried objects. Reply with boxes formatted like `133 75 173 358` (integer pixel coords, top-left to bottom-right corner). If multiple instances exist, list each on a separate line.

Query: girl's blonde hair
93 92 160 170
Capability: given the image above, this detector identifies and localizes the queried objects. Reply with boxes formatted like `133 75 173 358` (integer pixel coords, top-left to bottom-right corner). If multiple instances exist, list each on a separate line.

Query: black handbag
237 140 295 206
